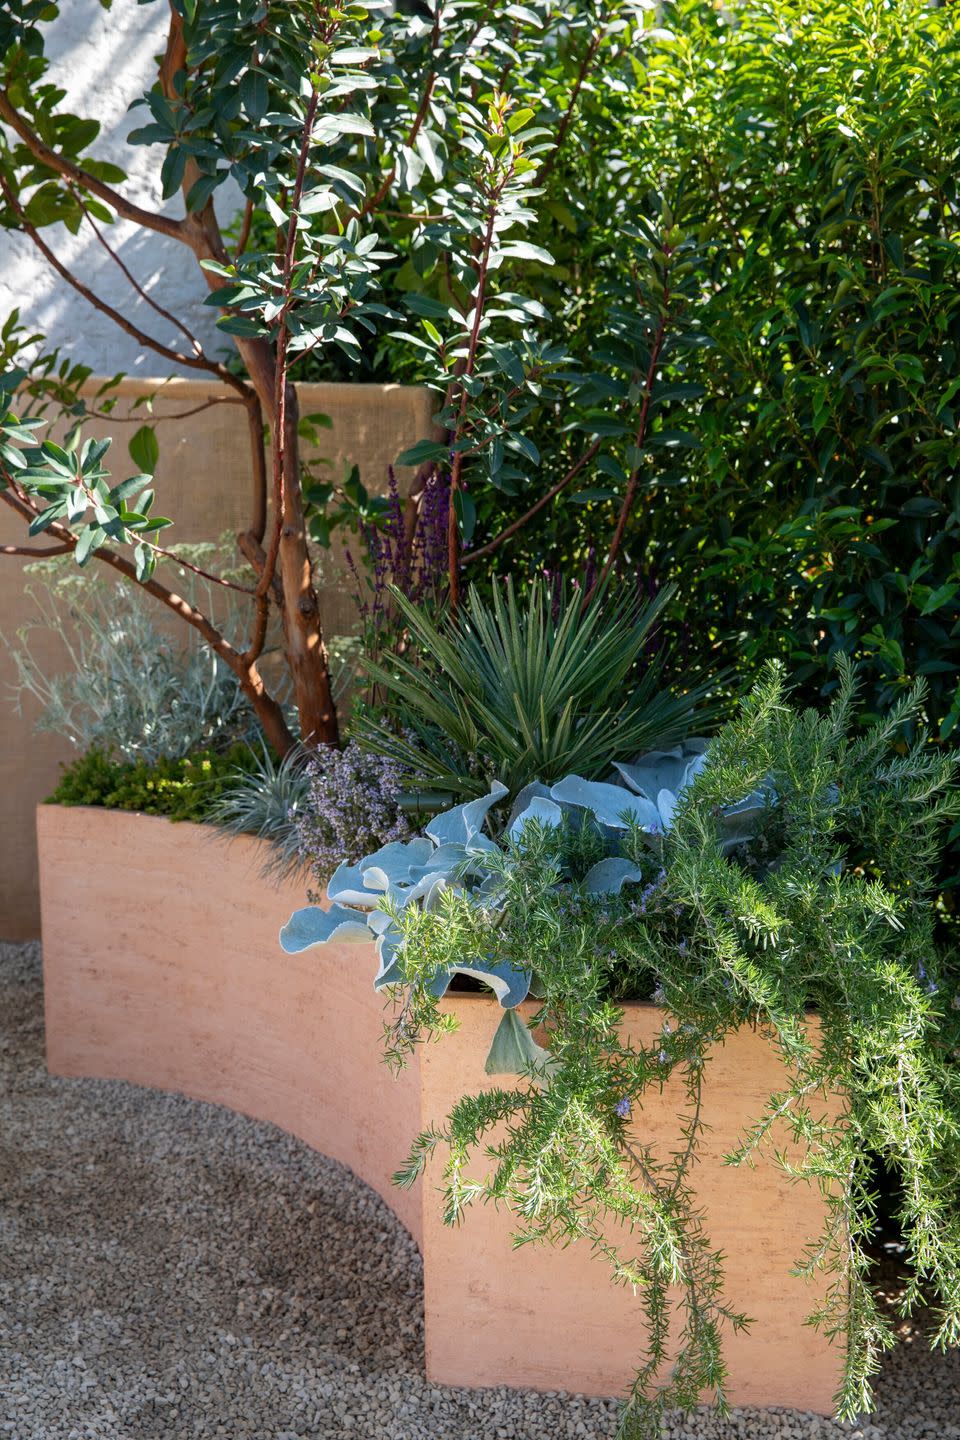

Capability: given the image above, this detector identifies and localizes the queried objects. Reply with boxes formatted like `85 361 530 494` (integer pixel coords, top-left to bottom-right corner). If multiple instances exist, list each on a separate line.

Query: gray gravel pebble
1 939 958 1439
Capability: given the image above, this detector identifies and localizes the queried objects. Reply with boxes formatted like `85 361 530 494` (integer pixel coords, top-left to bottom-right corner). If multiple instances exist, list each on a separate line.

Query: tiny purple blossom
297 740 414 887
615 1096 632 1119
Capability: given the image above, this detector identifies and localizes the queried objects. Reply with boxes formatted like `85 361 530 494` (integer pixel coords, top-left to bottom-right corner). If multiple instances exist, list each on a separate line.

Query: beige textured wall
0 378 436 939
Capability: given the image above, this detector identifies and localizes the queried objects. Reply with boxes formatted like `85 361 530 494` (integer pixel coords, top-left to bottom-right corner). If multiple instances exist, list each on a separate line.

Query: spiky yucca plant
359 579 717 802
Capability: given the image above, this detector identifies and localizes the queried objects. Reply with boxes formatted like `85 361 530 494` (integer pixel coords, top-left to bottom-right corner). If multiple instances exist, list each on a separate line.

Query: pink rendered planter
37 804 843 1412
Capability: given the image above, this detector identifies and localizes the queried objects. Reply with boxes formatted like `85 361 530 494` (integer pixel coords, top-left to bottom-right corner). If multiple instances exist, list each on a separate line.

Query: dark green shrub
611 0 960 734
456 0 960 744
47 743 263 823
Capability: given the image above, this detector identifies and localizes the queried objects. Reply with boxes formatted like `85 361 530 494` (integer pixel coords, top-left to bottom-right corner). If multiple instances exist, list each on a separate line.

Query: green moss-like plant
47 743 263 824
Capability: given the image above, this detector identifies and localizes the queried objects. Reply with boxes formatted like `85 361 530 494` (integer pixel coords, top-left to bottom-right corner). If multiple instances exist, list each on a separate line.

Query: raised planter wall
39 804 844 1411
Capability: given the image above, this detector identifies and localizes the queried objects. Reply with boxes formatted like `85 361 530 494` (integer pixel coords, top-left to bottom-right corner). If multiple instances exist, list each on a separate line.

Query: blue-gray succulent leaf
722 779 776 817
326 860 377 907
716 781 777 850
614 740 712 804
361 836 435 875
582 857 645 894
682 737 711 755
425 966 455 999
680 750 711 789
657 788 678 831
421 875 452 911
452 958 532 1007
484 1008 555 1077
361 864 399 893
373 928 407 990
508 795 564 843
328 835 442 904
425 780 509 847
550 775 661 830
613 749 685 803
366 908 395 937
507 780 551 829
410 842 469 874
280 903 373 952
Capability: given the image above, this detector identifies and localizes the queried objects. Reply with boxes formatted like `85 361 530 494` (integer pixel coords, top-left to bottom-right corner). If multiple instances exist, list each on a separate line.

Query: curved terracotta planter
38 804 843 1411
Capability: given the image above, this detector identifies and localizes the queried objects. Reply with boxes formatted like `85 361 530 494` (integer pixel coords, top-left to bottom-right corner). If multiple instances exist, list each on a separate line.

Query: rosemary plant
381 662 960 1436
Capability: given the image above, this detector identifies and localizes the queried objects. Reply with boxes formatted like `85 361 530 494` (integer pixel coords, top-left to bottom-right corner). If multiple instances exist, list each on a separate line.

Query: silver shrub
6 556 257 763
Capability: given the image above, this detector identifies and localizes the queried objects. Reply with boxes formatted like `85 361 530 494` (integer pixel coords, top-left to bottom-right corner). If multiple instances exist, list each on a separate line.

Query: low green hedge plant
47 743 264 824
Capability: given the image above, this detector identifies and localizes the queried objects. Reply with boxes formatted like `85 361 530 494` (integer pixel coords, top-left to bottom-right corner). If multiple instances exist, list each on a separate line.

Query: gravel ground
1 939 958 1440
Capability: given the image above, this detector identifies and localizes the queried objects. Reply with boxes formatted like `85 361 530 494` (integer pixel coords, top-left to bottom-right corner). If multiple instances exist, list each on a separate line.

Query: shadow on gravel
1 940 957 1440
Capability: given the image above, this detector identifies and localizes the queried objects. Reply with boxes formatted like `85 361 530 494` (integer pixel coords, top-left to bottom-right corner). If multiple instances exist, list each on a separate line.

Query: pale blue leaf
327 861 378 907
614 740 711 804
373 929 406 989
484 1008 554 1076
508 795 564 842
361 837 435 875
582 857 645 894
657 788 677 829
425 781 509 846
507 780 551 828
280 903 372 952
454 960 531 1007
549 775 661 830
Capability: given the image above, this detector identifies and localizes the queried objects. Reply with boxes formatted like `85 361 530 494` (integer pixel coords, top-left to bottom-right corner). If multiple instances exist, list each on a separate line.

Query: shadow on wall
0 378 437 940
1 0 242 374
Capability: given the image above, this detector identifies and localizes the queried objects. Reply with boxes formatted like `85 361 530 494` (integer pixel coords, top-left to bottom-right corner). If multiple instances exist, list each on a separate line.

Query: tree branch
356 1 442 218
71 185 211 357
233 197 254 258
590 303 671 601
257 83 322 615
0 177 250 398
462 435 602 565
0 88 186 243
245 394 268 544
1 541 72 557
83 398 239 425
537 31 603 186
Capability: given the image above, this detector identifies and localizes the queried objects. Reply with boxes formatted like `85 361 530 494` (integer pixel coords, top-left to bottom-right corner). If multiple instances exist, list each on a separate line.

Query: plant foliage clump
296 738 414 890
6 559 256 763
379 664 960 1435
360 577 717 803
47 742 265 824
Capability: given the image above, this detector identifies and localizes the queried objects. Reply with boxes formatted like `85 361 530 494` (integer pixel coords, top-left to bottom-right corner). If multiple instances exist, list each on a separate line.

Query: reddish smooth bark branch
0 178 249 398
1 541 72 557
356 3 442 218
233 198 254 258
462 435 602 565
537 32 603 185
245 395 268 544
0 482 294 753
82 398 239 424
590 305 671 601
72 187 211 358
258 82 322 612
0 89 186 243
447 196 500 610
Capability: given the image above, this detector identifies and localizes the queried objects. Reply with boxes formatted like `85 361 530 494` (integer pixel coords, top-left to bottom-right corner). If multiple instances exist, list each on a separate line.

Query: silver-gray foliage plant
280 736 764 1070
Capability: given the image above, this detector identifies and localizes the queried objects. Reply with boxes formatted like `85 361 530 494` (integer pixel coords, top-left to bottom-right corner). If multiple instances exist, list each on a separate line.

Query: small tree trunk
161 3 339 749
276 382 339 745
